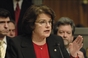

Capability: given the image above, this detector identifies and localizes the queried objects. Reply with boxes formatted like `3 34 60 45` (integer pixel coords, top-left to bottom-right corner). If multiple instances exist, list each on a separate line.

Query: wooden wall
43 0 88 27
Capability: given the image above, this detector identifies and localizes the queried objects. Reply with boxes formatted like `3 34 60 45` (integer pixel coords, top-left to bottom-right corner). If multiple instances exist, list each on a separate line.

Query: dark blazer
5 36 11 58
6 34 70 58
0 0 32 35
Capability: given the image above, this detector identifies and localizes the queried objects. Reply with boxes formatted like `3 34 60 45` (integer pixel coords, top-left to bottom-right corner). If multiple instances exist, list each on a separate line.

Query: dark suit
6 34 70 58
0 0 32 35
5 36 11 58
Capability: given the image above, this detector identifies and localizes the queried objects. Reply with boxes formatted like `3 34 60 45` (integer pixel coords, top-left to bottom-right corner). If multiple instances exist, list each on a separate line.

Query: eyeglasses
35 20 52 26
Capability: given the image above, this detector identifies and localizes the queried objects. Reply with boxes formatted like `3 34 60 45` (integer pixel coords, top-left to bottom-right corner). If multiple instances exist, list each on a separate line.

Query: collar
2 36 7 44
66 48 70 54
13 0 23 10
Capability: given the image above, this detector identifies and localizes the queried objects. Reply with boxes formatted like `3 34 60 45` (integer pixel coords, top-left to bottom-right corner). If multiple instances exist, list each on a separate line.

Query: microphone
57 43 64 58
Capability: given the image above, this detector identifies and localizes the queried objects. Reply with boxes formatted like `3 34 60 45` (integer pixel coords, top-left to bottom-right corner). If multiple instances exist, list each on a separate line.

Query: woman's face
33 13 52 38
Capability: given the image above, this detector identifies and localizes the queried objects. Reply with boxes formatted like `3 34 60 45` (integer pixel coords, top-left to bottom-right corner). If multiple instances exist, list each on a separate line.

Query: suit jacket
6 34 70 58
5 36 11 58
0 0 32 35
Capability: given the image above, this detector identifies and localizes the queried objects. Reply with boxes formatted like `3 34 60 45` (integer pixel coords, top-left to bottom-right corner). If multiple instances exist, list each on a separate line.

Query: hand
69 35 83 57
77 51 84 58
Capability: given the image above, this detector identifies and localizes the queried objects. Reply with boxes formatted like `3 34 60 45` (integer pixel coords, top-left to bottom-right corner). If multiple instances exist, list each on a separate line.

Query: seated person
7 20 16 38
53 17 87 58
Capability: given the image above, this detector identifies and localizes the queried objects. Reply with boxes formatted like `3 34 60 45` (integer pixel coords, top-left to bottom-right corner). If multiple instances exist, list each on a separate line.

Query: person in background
0 8 11 58
7 20 16 38
53 17 87 58
6 5 83 58
0 0 32 35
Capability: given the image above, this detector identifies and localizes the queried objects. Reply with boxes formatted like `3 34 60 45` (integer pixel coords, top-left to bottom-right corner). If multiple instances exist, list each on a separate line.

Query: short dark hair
53 17 75 35
21 4 55 36
10 19 16 27
0 8 11 19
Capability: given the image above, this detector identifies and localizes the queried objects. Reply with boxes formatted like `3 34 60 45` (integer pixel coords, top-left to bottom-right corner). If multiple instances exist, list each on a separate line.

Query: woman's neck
32 35 46 45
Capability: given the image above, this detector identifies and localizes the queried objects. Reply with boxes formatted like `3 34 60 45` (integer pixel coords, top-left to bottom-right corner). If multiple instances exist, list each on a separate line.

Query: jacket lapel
47 34 70 58
46 34 64 58
5 36 12 58
21 36 36 58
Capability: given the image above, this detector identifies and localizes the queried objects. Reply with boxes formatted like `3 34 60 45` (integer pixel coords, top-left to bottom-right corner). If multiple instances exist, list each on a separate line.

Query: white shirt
67 48 70 54
13 0 23 11
0 36 7 58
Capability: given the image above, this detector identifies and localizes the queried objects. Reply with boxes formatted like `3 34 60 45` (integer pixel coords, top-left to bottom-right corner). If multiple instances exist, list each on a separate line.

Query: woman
6 5 83 58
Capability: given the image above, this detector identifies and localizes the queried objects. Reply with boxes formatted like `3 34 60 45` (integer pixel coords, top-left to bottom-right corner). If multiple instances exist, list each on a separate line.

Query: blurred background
42 0 88 27
33 0 88 27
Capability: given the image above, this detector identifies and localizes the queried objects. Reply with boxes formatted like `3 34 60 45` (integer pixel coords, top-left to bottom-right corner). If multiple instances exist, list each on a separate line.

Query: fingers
74 35 83 47
71 35 83 53
76 35 83 44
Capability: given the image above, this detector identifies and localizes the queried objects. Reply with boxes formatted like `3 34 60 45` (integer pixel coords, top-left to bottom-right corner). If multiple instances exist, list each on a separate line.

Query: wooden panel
43 0 88 27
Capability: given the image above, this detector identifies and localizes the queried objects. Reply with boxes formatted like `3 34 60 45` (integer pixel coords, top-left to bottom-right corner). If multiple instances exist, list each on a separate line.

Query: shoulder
47 34 64 44
48 34 63 41
6 36 12 42
10 35 31 43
